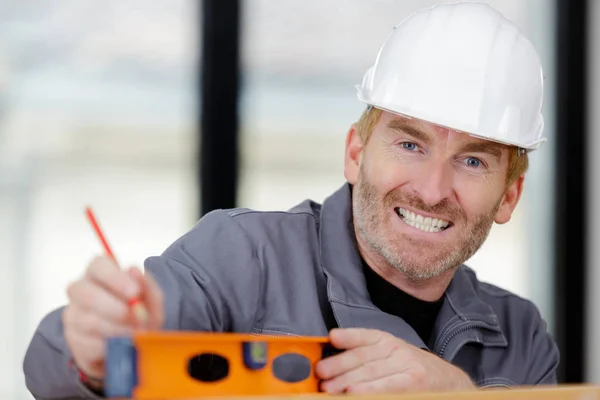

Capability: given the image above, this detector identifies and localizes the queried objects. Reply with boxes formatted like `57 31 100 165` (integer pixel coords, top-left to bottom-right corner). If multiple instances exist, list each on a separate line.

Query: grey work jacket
23 183 559 399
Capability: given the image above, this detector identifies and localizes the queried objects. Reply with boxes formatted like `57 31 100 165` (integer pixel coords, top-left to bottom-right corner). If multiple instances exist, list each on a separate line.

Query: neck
355 235 456 302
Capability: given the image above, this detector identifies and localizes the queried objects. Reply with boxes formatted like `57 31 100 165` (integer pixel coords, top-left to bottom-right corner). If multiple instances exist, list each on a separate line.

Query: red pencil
85 206 148 324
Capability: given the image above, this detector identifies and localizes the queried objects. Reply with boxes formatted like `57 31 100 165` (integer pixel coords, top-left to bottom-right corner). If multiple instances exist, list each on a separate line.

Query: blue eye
465 157 481 168
402 142 418 151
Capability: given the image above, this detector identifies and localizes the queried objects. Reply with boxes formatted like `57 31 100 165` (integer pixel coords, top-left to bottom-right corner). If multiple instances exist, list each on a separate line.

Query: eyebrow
387 120 431 144
458 142 503 161
387 119 503 161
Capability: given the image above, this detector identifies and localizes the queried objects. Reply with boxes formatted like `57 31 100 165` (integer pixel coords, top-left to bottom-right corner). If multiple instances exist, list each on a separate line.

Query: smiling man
24 2 558 399
350 109 526 299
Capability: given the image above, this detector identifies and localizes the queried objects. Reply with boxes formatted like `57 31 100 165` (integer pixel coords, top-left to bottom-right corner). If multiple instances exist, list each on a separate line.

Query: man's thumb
127 267 164 329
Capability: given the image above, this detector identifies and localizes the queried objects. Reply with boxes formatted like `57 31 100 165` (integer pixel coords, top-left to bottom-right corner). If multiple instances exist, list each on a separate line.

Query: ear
344 124 364 185
494 174 524 224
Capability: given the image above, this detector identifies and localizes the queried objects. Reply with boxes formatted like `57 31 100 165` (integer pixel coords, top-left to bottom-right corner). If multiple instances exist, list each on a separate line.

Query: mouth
395 207 452 233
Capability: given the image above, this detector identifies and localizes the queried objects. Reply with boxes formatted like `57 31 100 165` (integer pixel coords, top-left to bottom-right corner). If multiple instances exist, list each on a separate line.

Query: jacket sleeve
525 308 560 385
23 210 262 399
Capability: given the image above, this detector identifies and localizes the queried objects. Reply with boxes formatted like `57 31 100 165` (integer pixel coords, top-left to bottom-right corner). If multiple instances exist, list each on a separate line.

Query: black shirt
362 261 444 346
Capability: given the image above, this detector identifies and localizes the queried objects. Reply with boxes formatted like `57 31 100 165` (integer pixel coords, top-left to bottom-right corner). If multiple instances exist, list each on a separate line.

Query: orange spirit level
105 332 330 398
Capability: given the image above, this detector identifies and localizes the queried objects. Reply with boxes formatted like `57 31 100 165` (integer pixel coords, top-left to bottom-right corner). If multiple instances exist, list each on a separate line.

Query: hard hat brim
358 99 546 152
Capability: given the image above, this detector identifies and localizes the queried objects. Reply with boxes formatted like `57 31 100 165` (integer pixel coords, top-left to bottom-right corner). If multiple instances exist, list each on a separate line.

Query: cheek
453 178 504 216
365 155 412 192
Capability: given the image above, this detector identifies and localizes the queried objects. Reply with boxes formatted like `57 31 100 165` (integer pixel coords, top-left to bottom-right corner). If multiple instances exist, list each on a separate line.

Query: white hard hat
356 2 546 151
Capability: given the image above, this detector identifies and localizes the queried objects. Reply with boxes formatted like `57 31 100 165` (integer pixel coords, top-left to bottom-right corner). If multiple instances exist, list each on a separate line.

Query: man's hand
315 328 476 394
63 256 164 383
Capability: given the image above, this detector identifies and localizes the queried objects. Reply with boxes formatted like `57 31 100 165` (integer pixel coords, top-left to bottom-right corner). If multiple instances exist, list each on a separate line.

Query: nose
410 160 455 207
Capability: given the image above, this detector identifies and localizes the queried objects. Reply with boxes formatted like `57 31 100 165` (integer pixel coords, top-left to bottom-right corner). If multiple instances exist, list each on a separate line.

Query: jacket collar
318 183 504 347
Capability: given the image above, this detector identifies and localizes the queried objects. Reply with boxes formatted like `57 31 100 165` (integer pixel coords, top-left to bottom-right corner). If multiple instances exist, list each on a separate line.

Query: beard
352 166 501 282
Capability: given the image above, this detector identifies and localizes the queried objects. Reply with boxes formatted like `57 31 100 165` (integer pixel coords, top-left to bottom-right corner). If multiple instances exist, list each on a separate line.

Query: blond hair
354 107 528 185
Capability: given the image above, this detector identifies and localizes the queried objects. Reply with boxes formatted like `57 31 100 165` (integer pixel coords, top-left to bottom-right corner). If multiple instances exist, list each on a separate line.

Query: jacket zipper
435 322 493 360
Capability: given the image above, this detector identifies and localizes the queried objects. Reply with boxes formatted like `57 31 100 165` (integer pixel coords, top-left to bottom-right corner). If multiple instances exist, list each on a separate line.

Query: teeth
396 208 450 233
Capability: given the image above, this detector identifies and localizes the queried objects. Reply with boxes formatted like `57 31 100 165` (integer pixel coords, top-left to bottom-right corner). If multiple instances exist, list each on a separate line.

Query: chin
385 248 458 279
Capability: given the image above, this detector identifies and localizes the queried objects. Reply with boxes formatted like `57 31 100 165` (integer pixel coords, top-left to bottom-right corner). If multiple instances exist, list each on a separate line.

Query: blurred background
0 0 594 397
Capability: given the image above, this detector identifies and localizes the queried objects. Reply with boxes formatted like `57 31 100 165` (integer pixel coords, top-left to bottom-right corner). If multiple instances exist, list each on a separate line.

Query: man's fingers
143 270 165 329
320 359 401 394
66 305 135 337
316 342 395 379
328 328 390 350
344 373 415 394
85 257 140 301
128 267 164 329
66 279 130 322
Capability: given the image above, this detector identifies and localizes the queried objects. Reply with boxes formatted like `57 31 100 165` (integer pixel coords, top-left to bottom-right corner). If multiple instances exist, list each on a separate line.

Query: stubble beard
352 168 501 282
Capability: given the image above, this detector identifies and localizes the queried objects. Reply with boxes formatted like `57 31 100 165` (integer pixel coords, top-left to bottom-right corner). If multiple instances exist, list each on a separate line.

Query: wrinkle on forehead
391 112 466 139
386 112 496 149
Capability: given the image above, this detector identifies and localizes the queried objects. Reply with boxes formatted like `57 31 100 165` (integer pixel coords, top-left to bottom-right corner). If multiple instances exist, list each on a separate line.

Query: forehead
376 110 492 146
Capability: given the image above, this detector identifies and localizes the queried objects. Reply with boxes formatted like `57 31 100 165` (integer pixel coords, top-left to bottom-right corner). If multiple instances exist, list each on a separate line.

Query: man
23 2 558 399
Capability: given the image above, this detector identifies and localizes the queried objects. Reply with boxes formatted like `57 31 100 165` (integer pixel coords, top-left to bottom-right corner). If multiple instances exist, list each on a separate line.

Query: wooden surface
119 385 600 399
